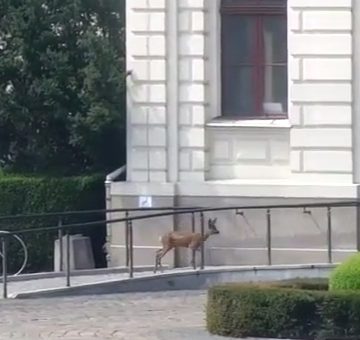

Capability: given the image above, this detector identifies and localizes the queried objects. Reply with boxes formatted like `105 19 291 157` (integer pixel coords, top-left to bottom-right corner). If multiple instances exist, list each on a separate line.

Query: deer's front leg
155 247 171 273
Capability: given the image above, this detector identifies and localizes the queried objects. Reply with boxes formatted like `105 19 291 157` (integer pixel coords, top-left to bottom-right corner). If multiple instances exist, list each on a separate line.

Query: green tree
0 0 126 175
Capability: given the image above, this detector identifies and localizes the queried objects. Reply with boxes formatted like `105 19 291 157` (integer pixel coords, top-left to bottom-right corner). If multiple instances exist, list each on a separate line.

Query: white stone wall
126 0 355 184
126 0 208 183
126 0 167 183
178 0 207 182
110 0 359 270
205 0 354 182
206 126 291 181
206 125 291 180
205 1 292 180
289 0 353 182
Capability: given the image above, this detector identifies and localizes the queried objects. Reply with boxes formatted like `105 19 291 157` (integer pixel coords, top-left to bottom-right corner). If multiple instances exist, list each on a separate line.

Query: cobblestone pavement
0 290 236 340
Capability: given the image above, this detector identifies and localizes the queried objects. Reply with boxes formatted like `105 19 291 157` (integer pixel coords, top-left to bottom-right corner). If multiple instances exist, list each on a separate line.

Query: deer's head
208 218 220 235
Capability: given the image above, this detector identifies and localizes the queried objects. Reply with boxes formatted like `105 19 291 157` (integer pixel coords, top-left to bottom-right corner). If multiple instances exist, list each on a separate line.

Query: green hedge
0 175 106 273
275 277 329 291
330 253 360 291
207 280 360 339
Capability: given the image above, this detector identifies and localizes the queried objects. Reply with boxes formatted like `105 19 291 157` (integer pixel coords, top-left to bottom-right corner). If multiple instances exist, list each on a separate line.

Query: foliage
275 277 329 291
329 253 360 291
0 0 126 175
0 174 106 273
207 280 360 339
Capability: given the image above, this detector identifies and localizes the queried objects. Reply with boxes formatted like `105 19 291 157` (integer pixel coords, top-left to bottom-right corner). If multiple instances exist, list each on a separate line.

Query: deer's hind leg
154 246 172 273
154 248 163 273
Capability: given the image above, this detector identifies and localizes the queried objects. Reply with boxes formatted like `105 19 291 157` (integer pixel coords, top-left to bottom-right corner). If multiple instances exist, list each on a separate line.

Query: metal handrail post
58 218 63 272
128 220 134 278
66 232 71 287
2 236 7 299
327 207 333 263
191 212 195 233
200 212 205 270
125 211 129 267
266 209 272 266
191 212 195 267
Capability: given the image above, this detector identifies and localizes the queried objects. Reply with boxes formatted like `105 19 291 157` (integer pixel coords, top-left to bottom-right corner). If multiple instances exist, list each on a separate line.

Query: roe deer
154 218 220 273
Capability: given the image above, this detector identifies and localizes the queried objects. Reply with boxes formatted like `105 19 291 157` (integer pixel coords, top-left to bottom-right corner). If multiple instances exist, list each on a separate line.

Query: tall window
221 0 288 119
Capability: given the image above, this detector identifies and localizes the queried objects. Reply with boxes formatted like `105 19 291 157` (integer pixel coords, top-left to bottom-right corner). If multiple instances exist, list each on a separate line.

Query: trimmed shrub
329 253 360 291
207 281 360 339
276 277 329 291
0 175 106 273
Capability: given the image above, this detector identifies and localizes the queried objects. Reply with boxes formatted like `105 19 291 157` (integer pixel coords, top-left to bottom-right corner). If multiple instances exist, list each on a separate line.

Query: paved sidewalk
1 272 132 296
0 290 237 339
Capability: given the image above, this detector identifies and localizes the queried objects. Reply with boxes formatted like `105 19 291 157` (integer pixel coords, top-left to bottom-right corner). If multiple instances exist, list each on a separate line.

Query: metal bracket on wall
302 208 322 232
235 210 257 237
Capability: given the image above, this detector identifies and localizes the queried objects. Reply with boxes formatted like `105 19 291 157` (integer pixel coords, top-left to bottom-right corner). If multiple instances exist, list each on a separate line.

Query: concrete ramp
1 263 336 299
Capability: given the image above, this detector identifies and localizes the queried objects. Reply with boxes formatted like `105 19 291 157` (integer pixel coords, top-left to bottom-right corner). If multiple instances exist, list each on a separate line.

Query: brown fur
154 218 219 273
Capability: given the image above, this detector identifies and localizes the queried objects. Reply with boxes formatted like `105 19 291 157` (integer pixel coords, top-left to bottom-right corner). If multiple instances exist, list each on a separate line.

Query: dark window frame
220 0 288 119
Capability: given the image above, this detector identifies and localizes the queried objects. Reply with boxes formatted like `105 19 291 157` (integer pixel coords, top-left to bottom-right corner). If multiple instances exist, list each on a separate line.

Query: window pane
221 15 254 65
222 67 255 116
263 16 287 64
262 66 287 115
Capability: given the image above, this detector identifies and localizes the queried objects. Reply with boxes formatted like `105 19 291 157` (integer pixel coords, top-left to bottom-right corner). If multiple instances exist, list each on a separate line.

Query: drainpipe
104 165 127 266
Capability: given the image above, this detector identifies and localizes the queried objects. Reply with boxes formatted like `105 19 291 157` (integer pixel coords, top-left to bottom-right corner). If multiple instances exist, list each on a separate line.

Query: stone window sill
206 117 291 129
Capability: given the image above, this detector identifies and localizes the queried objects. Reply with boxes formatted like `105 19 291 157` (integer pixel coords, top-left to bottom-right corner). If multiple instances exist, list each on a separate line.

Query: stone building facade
106 0 360 268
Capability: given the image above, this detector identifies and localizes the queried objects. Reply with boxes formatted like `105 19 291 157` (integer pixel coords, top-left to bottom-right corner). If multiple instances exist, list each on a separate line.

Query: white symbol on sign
139 196 152 208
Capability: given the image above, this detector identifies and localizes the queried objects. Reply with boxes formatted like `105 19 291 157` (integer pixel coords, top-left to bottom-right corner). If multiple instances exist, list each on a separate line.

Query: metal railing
0 206 200 273
0 206 201 222
0 200 359 298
